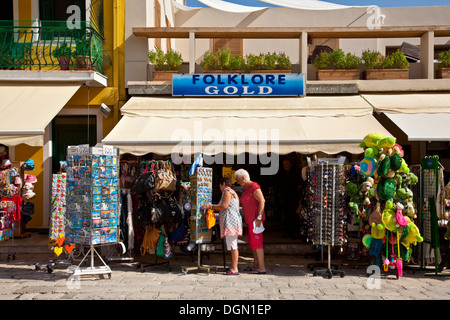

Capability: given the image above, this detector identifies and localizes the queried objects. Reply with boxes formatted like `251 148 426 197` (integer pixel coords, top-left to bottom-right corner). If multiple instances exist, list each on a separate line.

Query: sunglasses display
305 163 348 247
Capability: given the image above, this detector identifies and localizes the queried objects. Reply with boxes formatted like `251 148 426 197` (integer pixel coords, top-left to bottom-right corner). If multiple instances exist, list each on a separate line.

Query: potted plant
73 38 92 70
362 49 409 80
148 48 183 81
436 49 450 79
312 49 360 80
246 52 292 73
52 42 73 70
200 49 245 73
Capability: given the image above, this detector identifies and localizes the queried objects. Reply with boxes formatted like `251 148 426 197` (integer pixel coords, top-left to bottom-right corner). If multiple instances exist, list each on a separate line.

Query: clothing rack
420 156 449 276
307 163 346 279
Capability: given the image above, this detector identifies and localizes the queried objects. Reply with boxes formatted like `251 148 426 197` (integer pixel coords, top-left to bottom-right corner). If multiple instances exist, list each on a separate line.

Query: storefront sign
172 73 305 96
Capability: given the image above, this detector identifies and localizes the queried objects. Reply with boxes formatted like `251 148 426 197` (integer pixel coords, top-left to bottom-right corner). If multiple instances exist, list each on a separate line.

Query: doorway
52 115 96 173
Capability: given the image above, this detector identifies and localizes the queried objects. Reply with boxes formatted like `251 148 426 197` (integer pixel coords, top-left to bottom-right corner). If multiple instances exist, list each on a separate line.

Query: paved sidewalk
0 251 449 301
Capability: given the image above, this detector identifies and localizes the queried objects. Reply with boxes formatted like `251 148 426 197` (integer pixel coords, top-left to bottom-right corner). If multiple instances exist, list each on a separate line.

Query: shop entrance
52 115 97 173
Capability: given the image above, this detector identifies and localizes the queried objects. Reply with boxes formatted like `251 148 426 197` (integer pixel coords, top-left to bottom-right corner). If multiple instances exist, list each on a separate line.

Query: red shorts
247 223 263 249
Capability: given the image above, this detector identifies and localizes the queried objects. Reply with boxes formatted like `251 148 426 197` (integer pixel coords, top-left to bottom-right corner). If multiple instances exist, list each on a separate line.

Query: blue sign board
172 73 305 97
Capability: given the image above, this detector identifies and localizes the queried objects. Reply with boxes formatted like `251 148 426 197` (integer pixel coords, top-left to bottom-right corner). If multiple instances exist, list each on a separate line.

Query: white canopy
196 0 268 12
258 0 357 10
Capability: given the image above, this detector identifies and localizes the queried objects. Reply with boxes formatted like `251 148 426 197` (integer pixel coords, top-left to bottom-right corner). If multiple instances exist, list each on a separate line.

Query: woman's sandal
244 266 255 272
224 268 240 275
250 270 266 274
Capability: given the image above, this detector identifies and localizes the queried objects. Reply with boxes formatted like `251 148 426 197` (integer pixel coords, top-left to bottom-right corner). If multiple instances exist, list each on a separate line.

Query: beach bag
156 234 165 257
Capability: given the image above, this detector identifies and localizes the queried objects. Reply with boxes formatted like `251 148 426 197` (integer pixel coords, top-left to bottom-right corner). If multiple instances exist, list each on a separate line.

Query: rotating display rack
182 167 213 274
308 163 346 279
65 145 120 279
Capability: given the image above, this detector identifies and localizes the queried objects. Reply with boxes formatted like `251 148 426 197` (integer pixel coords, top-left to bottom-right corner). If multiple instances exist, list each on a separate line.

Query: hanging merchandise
354 132 423 279
420 155 449 276
50 173 67 239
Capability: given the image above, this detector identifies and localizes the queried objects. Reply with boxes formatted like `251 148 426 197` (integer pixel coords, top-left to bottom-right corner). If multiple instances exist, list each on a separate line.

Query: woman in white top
202 177 242 275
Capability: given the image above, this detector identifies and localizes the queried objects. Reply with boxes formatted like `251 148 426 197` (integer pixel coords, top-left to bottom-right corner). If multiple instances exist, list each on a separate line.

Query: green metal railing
0 20 103 73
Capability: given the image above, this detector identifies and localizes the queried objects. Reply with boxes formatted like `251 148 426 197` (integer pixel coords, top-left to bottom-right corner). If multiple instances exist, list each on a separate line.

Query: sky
185 0 450 8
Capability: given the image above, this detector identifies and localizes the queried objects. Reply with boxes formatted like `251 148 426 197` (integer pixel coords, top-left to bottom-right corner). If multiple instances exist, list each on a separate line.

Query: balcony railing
0 20 104 74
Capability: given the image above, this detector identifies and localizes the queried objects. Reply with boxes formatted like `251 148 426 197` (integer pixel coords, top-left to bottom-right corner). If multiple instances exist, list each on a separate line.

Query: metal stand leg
67 244 112 279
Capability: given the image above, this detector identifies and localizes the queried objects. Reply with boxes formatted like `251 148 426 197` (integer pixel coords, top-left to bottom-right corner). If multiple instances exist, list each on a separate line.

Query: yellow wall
11 0 126 230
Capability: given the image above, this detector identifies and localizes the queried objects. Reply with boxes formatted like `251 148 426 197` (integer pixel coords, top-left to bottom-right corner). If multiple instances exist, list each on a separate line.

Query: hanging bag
154 162 177 192
206 209 216 229
156 233 165 257
132 163 155 194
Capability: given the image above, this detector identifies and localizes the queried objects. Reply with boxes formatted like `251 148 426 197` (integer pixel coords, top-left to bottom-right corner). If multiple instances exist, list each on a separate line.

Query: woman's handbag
140 225 160 256
132 163 155 194
154 162 177 192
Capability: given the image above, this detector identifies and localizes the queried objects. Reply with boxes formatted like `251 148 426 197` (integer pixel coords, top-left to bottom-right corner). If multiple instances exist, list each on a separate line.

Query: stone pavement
0 249 449 302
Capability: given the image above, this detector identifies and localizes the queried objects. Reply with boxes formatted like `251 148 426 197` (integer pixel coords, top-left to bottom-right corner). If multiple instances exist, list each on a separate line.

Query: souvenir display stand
307 163 346 279
421 156 449 277
181 167 214 274
65 145 120 279
35 173 73 273
0 161 22 261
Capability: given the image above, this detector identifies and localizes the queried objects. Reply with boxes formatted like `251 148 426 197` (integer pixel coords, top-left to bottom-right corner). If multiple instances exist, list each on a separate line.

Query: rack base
70 265 112 278
313 268 345 279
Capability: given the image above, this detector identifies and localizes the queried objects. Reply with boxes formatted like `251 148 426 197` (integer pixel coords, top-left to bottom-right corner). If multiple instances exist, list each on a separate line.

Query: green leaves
148 48 183 71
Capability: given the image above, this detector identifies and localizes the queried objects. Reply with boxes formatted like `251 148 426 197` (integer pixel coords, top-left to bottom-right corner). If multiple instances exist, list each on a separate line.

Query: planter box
152 70 178 81
250 70 291 74
206 70 243 74
316 69 359 80
436 68 450 79
363 69 409 80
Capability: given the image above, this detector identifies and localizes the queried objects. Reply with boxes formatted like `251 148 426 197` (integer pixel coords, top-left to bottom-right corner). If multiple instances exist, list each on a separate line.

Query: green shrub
200 51 218 71
148 48 183 71
438 49 450 68
313 49 360 70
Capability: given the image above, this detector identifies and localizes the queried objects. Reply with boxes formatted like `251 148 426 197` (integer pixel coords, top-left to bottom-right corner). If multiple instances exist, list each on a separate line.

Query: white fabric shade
362 93 450 114
197 0 268 12
0 84 81 146
384 113 450 142
258 0 356 10
103 96 391 156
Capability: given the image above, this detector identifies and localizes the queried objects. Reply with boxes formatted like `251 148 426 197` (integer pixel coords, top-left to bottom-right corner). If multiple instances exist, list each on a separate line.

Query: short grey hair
234 169 250 181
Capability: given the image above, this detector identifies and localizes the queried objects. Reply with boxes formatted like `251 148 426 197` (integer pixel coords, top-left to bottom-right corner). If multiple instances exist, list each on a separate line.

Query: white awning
119 96 374 118
362 93 450 114
384 113 450 142
103 96 391 156
197 0 268 12
0 84 81 146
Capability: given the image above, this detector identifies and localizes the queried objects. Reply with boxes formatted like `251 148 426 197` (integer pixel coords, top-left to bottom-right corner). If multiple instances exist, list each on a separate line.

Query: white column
299 31 308 78
420 30 435 79
189 31 195 74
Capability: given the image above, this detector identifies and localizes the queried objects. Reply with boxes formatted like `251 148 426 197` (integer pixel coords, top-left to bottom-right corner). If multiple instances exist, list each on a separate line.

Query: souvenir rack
182 167 214 274
65 145 120 279
308 163 346 279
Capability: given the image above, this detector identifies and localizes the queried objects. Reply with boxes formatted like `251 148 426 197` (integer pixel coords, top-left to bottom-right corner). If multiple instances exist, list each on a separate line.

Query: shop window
52 116 96 173
39 0 86 21
0 0 13 21
212 38 243 57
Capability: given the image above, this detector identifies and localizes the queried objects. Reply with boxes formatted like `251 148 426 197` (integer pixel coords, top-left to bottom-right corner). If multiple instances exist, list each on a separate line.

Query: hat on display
25 174 37 183
1 159 11 168
23 189 35 200
14 177 22 185
22 159 35 171
23 182 34 190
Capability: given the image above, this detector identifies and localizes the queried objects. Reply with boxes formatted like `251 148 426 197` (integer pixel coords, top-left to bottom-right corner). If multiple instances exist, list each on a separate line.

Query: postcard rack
65 145 120 279
181 167 214 274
